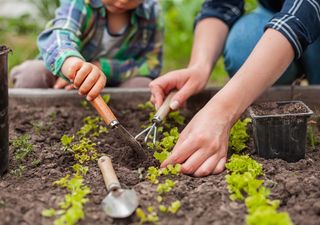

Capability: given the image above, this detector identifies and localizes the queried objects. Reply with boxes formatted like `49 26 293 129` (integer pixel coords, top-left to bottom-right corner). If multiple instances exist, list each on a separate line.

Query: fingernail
87 96 92 101
170 100 179 110
54 85 58 89
78 91 84 96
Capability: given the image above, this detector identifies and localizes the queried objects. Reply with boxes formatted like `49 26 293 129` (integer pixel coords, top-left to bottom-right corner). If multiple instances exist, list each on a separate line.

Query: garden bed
1 87 320 225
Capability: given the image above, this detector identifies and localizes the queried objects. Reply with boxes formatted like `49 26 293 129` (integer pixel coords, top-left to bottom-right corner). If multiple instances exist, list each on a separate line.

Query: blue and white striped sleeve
265 0 320 59
195 0 244 28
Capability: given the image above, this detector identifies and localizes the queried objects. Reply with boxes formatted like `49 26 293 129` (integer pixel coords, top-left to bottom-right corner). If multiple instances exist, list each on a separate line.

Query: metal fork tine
144 123 155 143
153 126 157 144
135 126 151 140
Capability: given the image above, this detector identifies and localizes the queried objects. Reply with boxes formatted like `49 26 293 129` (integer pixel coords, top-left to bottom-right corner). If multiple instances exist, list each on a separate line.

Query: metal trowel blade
102 188 139 218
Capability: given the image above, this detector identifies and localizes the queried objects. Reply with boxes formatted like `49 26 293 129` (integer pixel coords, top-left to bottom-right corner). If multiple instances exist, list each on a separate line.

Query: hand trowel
98 156 139 218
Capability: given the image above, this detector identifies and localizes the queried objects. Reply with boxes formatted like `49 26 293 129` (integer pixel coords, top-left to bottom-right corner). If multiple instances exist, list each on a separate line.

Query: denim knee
224 7 273 77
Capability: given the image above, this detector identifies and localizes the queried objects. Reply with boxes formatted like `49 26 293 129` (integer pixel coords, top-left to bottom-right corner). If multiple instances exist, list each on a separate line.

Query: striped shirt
195 0 320 59
37 0 164 85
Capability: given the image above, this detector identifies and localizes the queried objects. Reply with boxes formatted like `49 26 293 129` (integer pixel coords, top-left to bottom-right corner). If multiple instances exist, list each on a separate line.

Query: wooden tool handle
98 156 120 191
155 91 176 121
91 95 117 126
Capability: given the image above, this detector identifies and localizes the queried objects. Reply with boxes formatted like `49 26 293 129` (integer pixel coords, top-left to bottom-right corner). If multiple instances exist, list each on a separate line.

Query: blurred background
0 0 257 86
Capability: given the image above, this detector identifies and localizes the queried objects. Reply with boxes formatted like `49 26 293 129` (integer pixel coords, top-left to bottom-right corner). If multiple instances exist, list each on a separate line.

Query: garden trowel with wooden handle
91 95 147 159
98 156 139 218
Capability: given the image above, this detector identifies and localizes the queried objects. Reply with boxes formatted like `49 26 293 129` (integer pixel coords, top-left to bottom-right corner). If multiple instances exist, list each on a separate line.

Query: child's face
102 0 144 13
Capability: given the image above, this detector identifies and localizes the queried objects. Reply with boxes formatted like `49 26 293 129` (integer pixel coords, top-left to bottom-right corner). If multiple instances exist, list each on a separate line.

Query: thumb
170 80 195 110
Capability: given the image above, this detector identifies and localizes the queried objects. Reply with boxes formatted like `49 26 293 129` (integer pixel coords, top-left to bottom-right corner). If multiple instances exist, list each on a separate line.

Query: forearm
209 29 295 123
189 18 229 77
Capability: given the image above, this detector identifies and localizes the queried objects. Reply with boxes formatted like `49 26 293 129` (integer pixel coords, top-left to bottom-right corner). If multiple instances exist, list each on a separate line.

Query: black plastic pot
0 45 10 176
249 101 313 162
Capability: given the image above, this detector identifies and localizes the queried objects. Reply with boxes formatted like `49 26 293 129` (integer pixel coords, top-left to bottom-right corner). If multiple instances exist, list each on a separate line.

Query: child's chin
107 6 127 14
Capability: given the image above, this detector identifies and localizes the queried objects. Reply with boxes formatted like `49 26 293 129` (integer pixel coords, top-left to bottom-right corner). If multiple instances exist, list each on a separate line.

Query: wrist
206 96 242 127
187 62 211 79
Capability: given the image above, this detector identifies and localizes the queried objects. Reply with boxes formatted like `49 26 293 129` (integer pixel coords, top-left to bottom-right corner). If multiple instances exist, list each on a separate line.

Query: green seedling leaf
168 200 181 214
159 205 167 213
72 164 88 176
11 134 33 161
225 154 263 178
42 208 57 217
156 179 176 194
102 94 111 104
154 150 170 163
246 205 293 225
137 101 155 111
61 135 74 147
168 111 185 125
229 118 252 153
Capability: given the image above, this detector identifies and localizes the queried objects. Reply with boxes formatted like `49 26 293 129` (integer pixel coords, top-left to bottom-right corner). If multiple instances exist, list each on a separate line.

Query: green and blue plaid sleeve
37 0 87 78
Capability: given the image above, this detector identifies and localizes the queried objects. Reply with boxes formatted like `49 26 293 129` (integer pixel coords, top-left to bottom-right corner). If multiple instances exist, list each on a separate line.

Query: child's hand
61 57 107 101
54 77 74 90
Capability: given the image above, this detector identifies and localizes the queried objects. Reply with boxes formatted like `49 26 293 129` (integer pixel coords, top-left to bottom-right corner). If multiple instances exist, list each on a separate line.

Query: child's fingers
54 77 70 89
86 74 106 101
78 69 100 95
73 63 93 88
63 58 83 81
65 84 75 90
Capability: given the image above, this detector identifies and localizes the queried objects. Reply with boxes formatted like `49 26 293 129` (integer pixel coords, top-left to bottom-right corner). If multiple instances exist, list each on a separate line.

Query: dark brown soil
251 101 310 116
0 99 319 225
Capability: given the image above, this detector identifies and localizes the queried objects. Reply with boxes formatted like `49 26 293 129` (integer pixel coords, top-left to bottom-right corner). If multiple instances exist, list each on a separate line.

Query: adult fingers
78 69 100 95
160 136 198 168
170 79 196 110
181 149 215 175
212 156 227 175
193 154 221 177
86 74 106 101
149 82 164 110
73 63 92 88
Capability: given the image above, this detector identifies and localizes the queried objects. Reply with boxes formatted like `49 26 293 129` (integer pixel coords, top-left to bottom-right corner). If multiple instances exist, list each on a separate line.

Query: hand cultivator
135 92 176 144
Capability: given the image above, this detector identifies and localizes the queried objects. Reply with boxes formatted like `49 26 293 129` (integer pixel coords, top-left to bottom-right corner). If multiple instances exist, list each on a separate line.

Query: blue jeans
224 7 320 85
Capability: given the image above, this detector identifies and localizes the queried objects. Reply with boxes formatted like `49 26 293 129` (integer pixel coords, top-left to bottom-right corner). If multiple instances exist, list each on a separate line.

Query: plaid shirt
196 0 320 59
38 0 164 85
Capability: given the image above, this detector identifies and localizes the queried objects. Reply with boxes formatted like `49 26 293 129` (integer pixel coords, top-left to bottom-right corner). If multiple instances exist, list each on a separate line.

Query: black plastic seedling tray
249 101 313 162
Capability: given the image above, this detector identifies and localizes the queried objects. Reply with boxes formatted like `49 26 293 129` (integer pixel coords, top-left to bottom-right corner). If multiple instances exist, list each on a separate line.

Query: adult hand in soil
161 102 229 177
61 57 107 101
149 65 209 110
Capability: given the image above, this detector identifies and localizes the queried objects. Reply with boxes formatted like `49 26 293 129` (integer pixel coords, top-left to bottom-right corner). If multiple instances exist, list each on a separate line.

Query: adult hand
161 102 231 177
149 65 209 110
61 57 107 101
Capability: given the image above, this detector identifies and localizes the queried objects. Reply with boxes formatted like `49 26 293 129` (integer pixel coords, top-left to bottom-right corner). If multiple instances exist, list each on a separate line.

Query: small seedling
136 208 159 224
225 154 263 178
102 94 111 104
80 100 89 109
307 120 318 149
11 134 33 161
137 101 155 111
44 174 91 225
229 118 252 153
49 111 57 120
168 111 185 125
10 165 26 176
31 121 46 134
156 179 176 194
31 159 41 167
